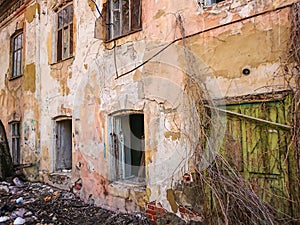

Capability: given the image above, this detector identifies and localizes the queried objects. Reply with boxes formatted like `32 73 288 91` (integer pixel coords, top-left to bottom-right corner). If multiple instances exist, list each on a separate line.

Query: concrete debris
11 208 27 218
0 216 10 222
0 179 150 225
0 184 9 193
13 217 26 225
12 177 25 187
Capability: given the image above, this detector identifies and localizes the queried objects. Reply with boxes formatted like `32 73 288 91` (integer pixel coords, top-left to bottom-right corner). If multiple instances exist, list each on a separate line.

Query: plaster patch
25 3 40 23
166 189 178 213
24 63 36 93
154 9 166 19
87 160 95 172
220 12 233 24
164 131 181 141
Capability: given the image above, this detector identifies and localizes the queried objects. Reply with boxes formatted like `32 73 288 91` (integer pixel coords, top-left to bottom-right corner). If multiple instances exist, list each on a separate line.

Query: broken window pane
110 113 145 182
122 0 129 34
69 5 73 23
58 12 63 28
63 27 69 59
57 29 62 61
113 13 120 38
56 4 73 62
131 0 141 31
107 0 141 40
206 0 225 6
113 0 119 9
62 8 68 25
70 25 73 56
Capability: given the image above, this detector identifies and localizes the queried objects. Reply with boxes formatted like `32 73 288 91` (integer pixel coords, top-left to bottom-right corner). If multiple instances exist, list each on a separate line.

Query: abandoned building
0 0 300 223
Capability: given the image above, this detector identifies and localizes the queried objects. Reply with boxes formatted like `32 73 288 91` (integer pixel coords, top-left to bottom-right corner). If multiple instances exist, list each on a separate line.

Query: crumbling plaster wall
0 1 41 180
26 0 297 219
38 0 78 173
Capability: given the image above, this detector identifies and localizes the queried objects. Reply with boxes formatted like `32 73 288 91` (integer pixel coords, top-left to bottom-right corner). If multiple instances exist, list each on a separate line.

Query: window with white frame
56 4 73 62
10 122 20 165
107 0 142 41
11 31 23 78
109 113 145 183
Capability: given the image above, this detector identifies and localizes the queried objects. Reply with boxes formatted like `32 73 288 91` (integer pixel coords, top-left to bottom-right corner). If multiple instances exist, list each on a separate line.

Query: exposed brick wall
179 206 203 222
146 201 167 224
146 201 203 224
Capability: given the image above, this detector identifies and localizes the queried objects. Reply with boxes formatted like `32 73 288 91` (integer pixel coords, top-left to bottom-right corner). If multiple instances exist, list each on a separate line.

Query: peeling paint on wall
24 63 36 93
25 3 40 23
1 0 299 222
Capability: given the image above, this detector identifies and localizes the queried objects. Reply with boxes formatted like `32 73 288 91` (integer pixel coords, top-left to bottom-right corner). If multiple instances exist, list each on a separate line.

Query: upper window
56 4 73 62
107 0 142 41
205 0 224 6
11 31 23 78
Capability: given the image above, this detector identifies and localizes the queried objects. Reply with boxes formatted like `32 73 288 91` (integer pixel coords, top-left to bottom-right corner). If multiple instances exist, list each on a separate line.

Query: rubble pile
0 178 150 225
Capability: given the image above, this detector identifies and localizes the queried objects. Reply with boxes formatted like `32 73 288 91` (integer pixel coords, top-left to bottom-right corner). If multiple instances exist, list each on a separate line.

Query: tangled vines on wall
171 4 300 224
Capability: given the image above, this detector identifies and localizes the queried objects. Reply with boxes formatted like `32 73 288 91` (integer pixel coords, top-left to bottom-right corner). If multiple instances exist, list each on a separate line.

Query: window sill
9 74 23 81
108 180 146 198
50 56 74 66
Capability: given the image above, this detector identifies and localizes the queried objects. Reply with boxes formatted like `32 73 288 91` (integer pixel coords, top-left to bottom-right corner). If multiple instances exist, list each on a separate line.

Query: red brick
179 206 186 213
151 221 157 225
146 209 156 215
156 207 167 214
147 204 156 210
146 214 157 225
146 213 154 220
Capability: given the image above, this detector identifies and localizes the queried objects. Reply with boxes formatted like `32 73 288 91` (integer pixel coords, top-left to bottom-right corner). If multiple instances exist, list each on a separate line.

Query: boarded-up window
107 0 142 41
57 4 73 62
11 31 23 78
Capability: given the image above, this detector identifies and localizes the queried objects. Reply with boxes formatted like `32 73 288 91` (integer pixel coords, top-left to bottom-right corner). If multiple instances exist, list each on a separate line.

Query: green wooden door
220 95 296 217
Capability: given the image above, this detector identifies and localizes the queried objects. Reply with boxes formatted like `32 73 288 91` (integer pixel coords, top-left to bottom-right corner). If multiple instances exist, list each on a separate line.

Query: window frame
108 111 145 183
204 0 225 6
106 0 142 41
10 30 24 79
56 3 74 62
9 121 21 165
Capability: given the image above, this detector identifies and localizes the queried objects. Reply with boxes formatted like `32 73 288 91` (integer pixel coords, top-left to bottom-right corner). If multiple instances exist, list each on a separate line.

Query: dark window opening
107 0 142 41
55 119 72 171
57 4 73 62
206 0 225 6
10 122 20 165
11 31 23 77
110 113 145 183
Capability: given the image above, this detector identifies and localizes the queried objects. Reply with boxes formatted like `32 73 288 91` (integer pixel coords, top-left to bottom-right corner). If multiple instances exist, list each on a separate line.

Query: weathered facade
0 0 299 223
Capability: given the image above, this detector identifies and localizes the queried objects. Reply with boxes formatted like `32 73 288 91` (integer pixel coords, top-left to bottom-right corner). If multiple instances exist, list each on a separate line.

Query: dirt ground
0 179 150 225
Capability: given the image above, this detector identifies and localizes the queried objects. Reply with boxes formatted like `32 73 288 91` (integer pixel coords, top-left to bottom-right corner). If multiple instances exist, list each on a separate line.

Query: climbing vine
167 4 300 224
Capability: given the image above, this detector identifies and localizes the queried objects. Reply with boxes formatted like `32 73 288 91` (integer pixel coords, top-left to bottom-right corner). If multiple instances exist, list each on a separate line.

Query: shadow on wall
0 120 14 180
